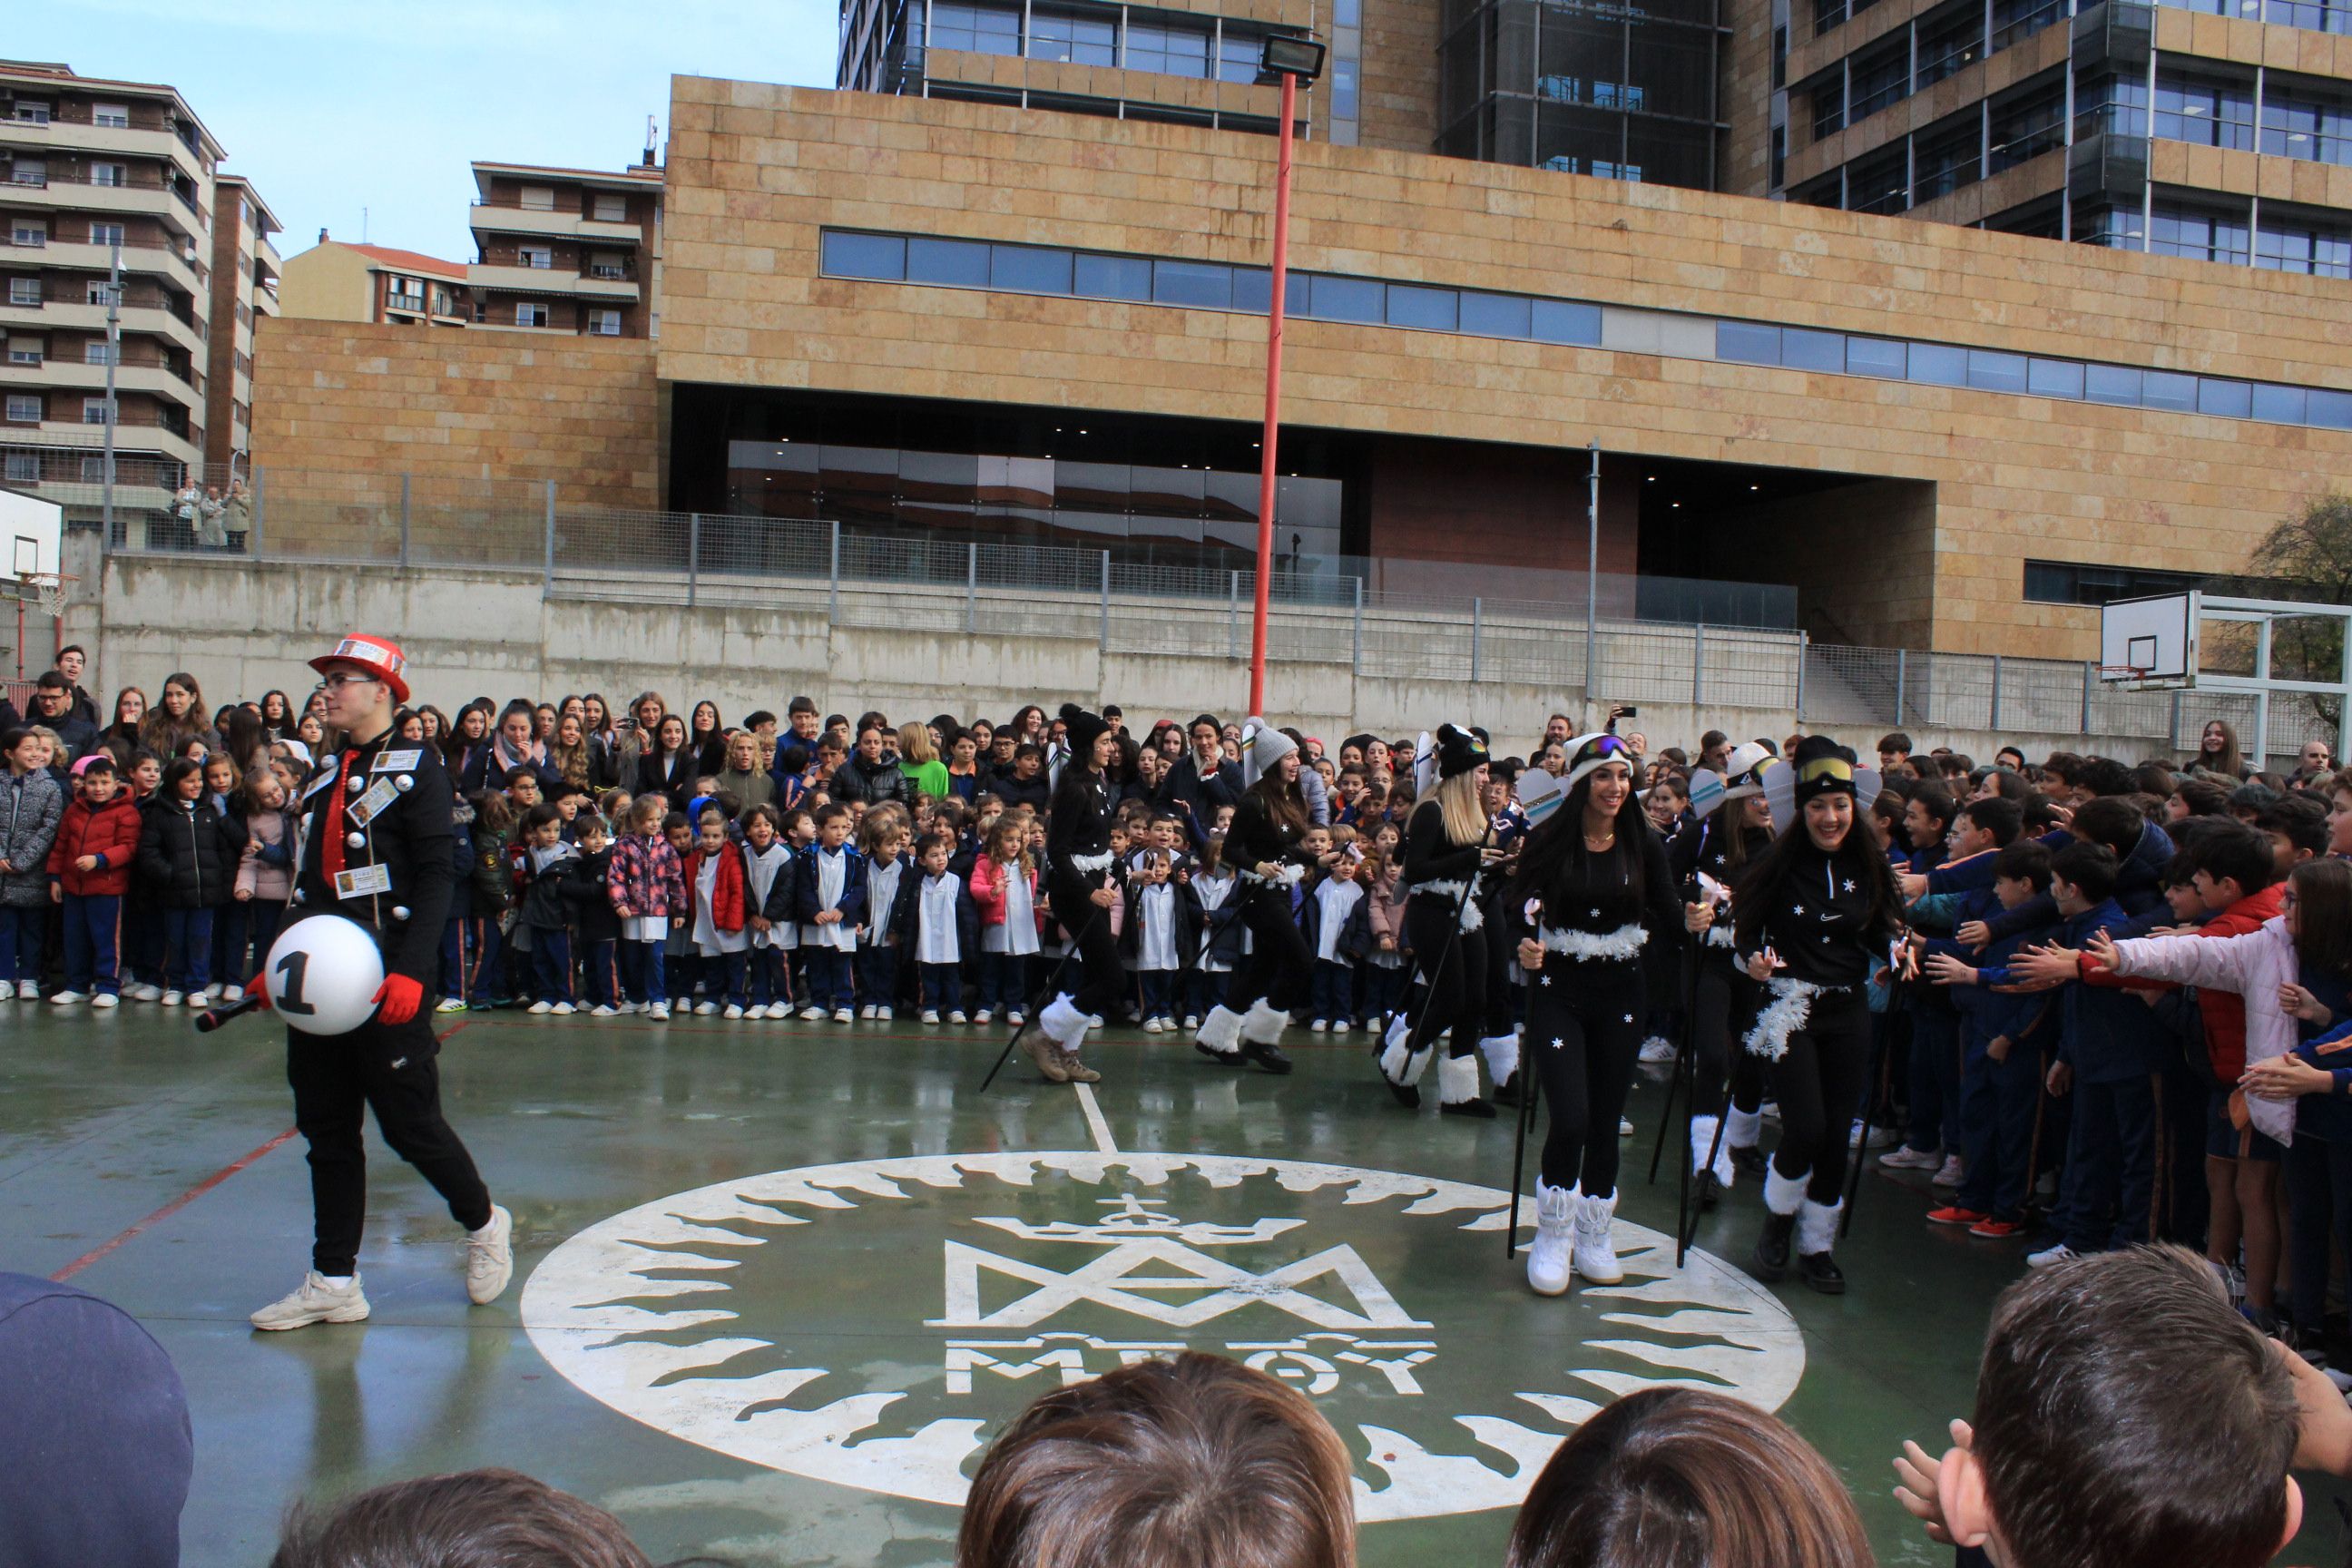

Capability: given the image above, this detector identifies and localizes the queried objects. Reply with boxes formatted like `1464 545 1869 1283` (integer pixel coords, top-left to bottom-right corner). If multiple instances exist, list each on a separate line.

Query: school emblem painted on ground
523 1135 1806 1520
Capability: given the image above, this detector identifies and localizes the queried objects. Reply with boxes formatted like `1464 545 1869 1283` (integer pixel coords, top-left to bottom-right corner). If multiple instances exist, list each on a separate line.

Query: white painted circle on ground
522 1152 1805 1522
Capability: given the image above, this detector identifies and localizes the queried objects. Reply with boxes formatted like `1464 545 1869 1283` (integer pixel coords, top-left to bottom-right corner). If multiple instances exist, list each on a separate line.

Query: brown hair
269 1467 652 1568
956 1353 1355 1568
2291 856 2352 981
1972 1245 2295 1568
1505 1388 1871 1568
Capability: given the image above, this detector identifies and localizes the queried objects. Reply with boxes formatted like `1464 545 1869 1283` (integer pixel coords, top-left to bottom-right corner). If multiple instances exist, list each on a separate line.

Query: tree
2241 491 2352 730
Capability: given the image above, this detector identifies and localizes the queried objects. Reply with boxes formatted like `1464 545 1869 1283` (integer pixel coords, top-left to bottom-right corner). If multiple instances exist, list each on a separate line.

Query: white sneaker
695 1001 719 1016
526 1000 553 1015
590 1004 618 1017
876 1005 892 1022
1618 1116 1635 1136
1638 1035 1678 1063
833 1008 854 1024
49 990 87 1005
129 983 162 1003
950 1010 968 1024
551 1002 575 1015
972 1010 993 1025
91 993 119 1009
436 996 467 1014
1007 1011 1026 1027
1574 1190 1624 1284
222 985 243 1003
799 1005 827 1021
1850 1119 1898 1151
1309 1019 1328 1033
857 1004 874 1020
1933 1154 1965 1187
618 1000 642 1014
1878 1144 1943 1171
723 1004 744 1020
1183 1014 1200 1030
2025 1241 2078 1269
203 984 225 1003
160 990 183 1007
647 1003 671 1022
250 1271 370 1331
1526 1181 1576 1296
921 1009 941 1024
1143 1015 1164 1034
466 1205 514 1304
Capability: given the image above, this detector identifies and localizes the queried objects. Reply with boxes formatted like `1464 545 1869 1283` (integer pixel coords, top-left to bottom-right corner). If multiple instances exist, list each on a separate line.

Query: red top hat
309 634 411 703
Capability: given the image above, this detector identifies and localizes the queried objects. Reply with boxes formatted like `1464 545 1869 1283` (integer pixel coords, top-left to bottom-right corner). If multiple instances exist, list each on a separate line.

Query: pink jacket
2107 917 2297 1144
968 854 1042 933
234 807 293 902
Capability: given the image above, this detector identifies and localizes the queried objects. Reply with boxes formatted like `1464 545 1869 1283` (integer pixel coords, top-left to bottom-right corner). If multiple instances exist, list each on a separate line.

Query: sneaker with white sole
876 1005 893 1022
858 1004 876 1021
1878 1144 1943 1171
1309 1019 1328 1033
647 1003 671 1022
552 1002 575 1015
618 1000 642 1014
723 1004 744 1020
1183 1014 1200 1030
223 985 244 1003
2024 1241 2078 1269
1638 1036 1678 1063
950 1010 968 1024
436 996 467 1014
160 990 184 1007
1932 1154 1965 1187
526 1000 553 1015
466 1205 514 1304
1143 1016 1165 1034
921 1009 941 1024
833 1008 855 1024
1850 1120 1899 1151
590 1004 618 1017
972 1010 993 1025
125 983 158 1003
250 1271 371 1331
695 1001 720 1016
91 993 119 1009
49 990 87 1005
799 1005 827 1021
1526 1181 1575 1296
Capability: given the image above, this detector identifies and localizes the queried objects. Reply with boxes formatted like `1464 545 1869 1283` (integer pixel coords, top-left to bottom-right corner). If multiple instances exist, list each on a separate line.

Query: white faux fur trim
1413 878 1485 932
1379 1035 1435 1087
1704 923 1738 949
1742 975 1826 1062
1437 1051 1482 1104
1763 1161 1809 1217
1041 995 1087 1047
1726 1105 1763 1150
1796 1198 1843 1257
1691 1115 1736 1188
1064 850 1115 874
1539 923 1649 963
1195 1005 1244 1055
1477 1032 1520 1085
1240 996 1290 1044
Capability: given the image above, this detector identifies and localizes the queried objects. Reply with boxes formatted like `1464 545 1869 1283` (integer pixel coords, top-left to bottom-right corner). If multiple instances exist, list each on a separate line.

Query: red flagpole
1249 69 1298 719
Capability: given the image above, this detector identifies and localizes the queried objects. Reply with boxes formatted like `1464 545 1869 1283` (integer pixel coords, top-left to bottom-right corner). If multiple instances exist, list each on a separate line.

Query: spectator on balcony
170 480 201 544
223 478 252 554
195 485 227 551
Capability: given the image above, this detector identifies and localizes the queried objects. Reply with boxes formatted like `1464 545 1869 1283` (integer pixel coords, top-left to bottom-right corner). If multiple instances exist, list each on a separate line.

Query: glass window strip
818 227 2352 434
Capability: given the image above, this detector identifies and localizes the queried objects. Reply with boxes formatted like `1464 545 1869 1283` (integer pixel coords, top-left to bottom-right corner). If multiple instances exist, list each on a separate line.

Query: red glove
374 974 425 1025
245 973 273 1013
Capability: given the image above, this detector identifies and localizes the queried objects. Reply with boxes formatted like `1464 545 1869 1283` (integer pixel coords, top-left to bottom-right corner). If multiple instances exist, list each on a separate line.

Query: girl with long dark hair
1673 745 1776 1199
1193 720 1317 1075
689 700 727 778
1731 737 1906 1294
1511 733 1681 1296
1034 703 1122 1083
259 688 294 741
581 693 619 789
633 712 698 802
1377 724 1512 1116
2190 719 2249 781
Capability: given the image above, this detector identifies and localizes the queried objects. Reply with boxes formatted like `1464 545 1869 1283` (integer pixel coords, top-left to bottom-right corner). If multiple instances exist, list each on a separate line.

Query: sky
16 0 839 263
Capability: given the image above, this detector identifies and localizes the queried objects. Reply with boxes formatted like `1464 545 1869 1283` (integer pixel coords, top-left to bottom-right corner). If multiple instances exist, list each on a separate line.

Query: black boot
1797 1250 1847 1295
1730 1144 1769 1180
1694 1171 1721 1211
1494 1072 1521 1107
1240 1039 1293 1075
1387 1082 1422 1109
1441 1096 1497 1120
1752 1212 1795 1282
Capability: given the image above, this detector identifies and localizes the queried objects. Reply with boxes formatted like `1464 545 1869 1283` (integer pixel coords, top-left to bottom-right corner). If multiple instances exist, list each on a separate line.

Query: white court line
1073 1083 1119 1155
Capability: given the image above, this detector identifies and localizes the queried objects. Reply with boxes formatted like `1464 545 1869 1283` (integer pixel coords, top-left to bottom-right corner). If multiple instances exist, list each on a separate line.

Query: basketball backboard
2099 591 2198 690
0 487 61 583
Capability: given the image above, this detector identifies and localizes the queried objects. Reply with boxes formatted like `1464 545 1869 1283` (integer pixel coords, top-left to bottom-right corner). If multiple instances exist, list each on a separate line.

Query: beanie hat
1059 702 1111 765
1240 717 1297 785
1562 731 1637 793
1760 736 1883 836
1688 740 1776 819
1434 723 1488 780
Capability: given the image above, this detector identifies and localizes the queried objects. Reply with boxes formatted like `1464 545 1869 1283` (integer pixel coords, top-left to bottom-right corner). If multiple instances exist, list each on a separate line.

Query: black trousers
1524 957 1645 1197
1402 898 1486 1061
288 1014 492 1277
1690 948 1766 1120
1767 987 1873 1206
1045 867 1124 1020
1221 884 1311 1014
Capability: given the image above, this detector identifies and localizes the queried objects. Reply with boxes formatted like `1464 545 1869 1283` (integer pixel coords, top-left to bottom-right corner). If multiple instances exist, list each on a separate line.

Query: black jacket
894 869 979 956
992 770 1051 813
832 754 907 807
1163 753 1243 849
135 795 243 910
561 844 621 944
293 728 457 987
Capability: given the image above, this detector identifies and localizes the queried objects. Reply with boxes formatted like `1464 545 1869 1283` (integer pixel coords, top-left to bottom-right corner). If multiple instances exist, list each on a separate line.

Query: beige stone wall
1356 0 1440 153
276 243 375 325
656 80 2352 658
250 318 661 505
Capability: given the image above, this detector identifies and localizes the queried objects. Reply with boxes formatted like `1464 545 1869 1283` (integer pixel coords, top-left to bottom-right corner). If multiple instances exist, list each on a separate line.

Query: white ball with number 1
263 916 387 1036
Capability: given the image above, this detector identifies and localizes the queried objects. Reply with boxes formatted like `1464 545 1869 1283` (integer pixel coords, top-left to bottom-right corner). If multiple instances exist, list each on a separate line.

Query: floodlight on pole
1247 31 1323 719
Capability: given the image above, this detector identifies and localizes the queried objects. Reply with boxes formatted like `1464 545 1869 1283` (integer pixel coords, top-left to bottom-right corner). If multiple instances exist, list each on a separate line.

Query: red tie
320 750 358 884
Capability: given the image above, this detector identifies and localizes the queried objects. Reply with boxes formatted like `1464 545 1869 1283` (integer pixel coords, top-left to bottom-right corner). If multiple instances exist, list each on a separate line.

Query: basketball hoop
2097 663 2153 685
19 573 72 619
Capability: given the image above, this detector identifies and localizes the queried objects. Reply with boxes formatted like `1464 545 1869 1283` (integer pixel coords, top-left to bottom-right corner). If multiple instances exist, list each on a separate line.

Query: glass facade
819 226 2352 433
1436 0 1723 191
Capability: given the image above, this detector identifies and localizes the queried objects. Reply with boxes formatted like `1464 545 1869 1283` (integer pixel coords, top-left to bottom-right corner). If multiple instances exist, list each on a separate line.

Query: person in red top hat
247 633 514 1332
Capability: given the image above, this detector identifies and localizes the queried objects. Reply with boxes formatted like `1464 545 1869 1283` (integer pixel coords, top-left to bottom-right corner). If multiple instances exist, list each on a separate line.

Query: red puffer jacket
46 793 142 898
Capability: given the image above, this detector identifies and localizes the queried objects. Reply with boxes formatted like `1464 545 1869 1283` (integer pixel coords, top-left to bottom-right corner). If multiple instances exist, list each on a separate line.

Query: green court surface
5 1007 2343 1568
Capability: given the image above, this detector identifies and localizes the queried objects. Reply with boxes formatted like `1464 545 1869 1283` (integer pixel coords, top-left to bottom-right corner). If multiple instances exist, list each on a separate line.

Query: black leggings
1767 987 1873 1205
1222 884 1312 1014
1403 897 1486 1061
1046 867 1124 1020
1690 948 1766 1120
1524 958 1644 1197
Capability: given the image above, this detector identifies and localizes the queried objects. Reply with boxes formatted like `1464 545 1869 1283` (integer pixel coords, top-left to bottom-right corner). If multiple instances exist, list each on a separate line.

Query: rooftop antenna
642 114 659 168
362 205 369 242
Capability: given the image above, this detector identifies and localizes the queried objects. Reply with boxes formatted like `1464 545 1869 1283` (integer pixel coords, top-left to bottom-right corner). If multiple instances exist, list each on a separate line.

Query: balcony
466 261 641 299
0 297 207 357
1 236 202 293
1 171 192 227
12 418 203 469
468 201 642 244
29 354 202 404
0 118 211 188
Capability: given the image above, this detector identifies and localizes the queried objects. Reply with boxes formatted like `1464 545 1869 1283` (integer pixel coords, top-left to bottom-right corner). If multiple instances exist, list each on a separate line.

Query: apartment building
466 161 662 338
0 59 278 529
279 239 469 329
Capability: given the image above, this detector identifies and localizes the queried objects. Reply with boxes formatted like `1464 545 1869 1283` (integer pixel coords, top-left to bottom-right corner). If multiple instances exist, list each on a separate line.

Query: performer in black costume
1732 736 1906 1295
1375 724 1513 1117
1511 732 1681 1297
1671 742 1776 1201
1034 702 1122 1083
250 633 512 1332
1191 719 1313 1074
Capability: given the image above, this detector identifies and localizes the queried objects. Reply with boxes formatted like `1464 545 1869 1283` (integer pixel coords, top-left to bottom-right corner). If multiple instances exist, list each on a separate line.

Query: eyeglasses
313 672 380 691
